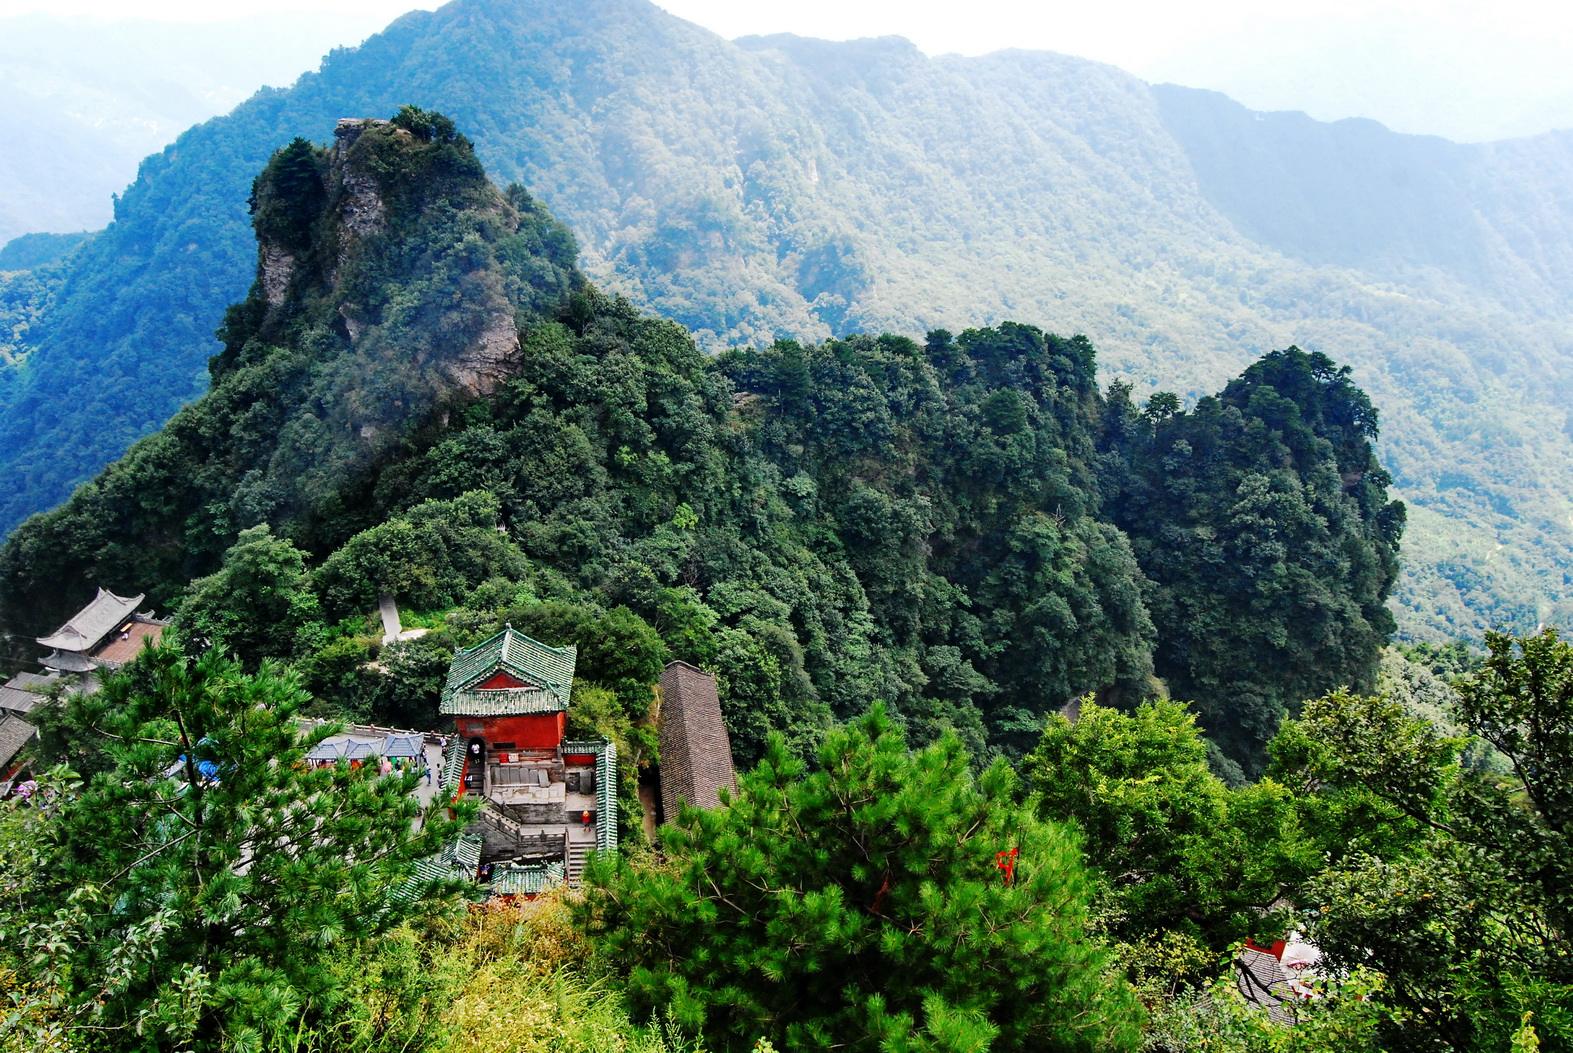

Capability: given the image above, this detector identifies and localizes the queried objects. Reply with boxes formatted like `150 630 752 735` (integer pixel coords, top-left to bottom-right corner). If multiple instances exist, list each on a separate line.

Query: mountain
0 111 1402 773
0 0 1566 640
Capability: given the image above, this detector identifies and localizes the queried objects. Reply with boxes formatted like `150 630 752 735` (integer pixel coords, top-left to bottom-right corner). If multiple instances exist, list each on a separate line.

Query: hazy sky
1 0 1569 142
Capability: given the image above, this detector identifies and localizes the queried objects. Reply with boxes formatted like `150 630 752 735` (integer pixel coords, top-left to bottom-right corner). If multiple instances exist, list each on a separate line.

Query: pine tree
10 637 473 1050
580 706 1143 1052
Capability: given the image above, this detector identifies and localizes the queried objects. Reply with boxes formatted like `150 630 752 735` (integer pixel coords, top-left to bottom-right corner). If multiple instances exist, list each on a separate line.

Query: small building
657 661 737 821
0 714 38 786
36 587 167 676
0 671 56 719
305 739 352 765
1235 936 1321 1025
380 733 426 760
438 626 616 892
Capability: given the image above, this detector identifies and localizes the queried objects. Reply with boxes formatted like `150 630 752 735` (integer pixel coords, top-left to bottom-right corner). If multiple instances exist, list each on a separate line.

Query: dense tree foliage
0 115 1405 771
0 234 88 396
1266 631 1573 1051
1101 350 1405 766
314 492 530 618
7 625 1571 1052
1026 699 1311 953
0 0 1565 641
0 639 473 1051
175 525 324 667
581 707 1144 1052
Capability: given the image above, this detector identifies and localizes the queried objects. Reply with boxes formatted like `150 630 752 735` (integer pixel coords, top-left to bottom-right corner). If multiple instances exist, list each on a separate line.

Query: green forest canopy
0 0 1564 641
0 115 1403 773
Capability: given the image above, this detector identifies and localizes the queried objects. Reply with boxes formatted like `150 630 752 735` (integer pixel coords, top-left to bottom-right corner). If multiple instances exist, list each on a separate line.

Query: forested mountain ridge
0 112 580 623
0 113 1402 773
0 0 1561 639
1153 85 1573 312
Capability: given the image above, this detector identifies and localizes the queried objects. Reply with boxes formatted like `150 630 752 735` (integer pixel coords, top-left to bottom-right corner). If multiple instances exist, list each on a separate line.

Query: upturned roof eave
36 588 146 651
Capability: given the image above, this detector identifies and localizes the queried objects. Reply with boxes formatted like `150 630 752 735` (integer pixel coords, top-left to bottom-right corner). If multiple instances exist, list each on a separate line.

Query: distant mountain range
1 0 1569 640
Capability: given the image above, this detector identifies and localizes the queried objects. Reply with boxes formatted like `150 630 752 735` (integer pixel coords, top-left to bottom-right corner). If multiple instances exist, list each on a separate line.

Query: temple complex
2 586 167 793
36 587 168 677
438 626 616 893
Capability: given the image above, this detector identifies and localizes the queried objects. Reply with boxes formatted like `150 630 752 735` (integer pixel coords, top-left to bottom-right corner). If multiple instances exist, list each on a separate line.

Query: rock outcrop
259 244 296 307
446 304 521 397
331 119 389 260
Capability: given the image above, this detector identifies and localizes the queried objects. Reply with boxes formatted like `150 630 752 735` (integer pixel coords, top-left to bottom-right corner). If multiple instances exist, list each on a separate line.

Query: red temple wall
455 712 565 750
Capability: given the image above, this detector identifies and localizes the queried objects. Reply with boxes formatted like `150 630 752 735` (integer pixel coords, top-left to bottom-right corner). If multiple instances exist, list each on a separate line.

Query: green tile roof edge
394 832 484 905
559 738 618 854
440 737 464 793
439 626 576 713
597 741 618 854
438 686 564 716
488 859 566 897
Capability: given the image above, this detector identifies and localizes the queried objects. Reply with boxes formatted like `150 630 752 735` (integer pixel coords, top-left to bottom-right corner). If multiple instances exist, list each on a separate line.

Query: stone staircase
566 839 594 887
476 807 558 860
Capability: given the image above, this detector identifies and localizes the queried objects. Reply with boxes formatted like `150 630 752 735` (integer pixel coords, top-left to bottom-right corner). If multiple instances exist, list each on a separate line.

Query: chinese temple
36 587 168 677
438 626 616 892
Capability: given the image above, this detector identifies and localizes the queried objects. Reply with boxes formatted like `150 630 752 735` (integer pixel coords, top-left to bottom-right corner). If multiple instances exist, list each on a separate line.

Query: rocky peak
330 118 391 253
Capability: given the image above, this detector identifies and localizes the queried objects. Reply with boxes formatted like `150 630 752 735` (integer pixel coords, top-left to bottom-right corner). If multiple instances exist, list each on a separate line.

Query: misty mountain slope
0 0 1567 639
1153 84 1573 312
0 12 392 244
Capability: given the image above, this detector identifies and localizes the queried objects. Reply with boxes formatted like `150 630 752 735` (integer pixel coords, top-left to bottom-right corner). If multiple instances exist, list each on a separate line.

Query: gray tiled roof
381 734 425 758
439 626 576 716
0 715 38 771
306 740 349 762
658 661 737 820
1235 947 1297 1026
41 650 96 674
37 588 145 653
0 672 55 716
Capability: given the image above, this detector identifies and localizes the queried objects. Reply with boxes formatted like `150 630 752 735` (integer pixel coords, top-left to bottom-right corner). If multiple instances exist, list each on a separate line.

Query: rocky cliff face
235 113 533 405
330 119 389 255
258 243 296 306
450 308 523 398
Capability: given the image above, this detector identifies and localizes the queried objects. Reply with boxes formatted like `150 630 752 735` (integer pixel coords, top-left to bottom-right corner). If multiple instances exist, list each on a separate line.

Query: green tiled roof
597 741 618 854
440 737 464 793
488 860 565 897
396 832 484 904
439 626 576 716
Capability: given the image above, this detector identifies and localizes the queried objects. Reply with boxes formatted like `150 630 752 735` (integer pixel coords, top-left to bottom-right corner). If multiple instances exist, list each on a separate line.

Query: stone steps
566 840 594 887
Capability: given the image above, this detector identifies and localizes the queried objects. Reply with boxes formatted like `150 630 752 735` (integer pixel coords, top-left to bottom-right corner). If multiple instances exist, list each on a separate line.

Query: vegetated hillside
0 114 1403 775
0 235 85 390
0 0 1556 639
1153 85 1573 312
